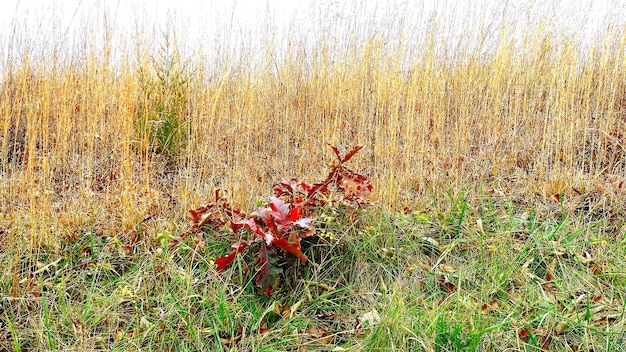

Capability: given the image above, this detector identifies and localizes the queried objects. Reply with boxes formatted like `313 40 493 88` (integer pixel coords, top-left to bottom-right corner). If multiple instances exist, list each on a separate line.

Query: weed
435 315 482 352
134 29 190 163
181 145 373 296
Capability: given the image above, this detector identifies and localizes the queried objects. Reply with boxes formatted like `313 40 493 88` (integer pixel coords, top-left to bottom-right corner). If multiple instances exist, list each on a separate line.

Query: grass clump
134 30 191 163
1 187 625 350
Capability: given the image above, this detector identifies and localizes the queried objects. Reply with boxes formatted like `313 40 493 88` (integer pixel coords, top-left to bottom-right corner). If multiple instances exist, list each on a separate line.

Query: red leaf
231 218 268 241
259 318 270 334
340 145 364 164
293 196 306 209
269 197 292 231
341 169 372 194
256 245 282 296
259 208 280 240
327 143 342 162
300 181 314 192
293 217 314 237
188 208 205 225
325 144 364 164
273 233 308 263
188 205 228 229
215 241 250 271
288 206 302 222
273 178 297 198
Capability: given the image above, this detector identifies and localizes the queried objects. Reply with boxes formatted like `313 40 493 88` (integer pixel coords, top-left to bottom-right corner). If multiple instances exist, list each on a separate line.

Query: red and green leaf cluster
185 144 372 296
273 144 373 211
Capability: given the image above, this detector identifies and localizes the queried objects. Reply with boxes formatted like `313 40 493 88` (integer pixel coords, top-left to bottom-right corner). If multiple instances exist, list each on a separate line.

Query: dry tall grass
1 2 625 251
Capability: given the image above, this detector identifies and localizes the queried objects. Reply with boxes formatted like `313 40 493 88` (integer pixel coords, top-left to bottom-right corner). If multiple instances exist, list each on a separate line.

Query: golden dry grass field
1 1 625 351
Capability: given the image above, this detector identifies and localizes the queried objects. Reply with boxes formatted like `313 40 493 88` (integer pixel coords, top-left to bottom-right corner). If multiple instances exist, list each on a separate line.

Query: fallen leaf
259 319 270 334
555 321 568 335
361 310 381 325
114 329 125 342
546 257 556 282
541 333 552 350
72 318 84 335
440 263 456 273
306 325 332 344
438 276 456 293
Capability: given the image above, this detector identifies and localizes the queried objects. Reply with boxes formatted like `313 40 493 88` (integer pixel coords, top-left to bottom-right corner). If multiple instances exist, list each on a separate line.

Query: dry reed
1 2 625 249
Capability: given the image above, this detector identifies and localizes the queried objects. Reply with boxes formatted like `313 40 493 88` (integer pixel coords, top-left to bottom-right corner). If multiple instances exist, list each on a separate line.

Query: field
1 1 626 351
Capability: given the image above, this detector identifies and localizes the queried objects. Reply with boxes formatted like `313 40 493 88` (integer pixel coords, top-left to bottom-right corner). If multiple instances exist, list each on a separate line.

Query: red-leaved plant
180 144 372 296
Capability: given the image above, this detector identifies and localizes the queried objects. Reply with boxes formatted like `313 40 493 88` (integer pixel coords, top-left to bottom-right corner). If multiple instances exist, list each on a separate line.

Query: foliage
181 144 373 296
133 31 190 161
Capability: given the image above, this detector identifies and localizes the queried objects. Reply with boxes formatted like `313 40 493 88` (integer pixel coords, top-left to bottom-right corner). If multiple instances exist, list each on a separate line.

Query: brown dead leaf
518 328 529 338
577 252 594 264
438 276 456 292
541 333 552 351
281 305 291 319
259 321 270 334
590 264 604 275
593 313 620 326
316 311 337 320
114 329 125 342
481 300 499 312
80 247 91 257
72 318 84 335
546 257 556 282
307 325 332 344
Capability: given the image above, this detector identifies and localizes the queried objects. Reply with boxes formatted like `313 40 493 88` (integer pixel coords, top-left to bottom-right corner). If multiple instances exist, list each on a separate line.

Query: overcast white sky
1 0 623 37
1 0 624 66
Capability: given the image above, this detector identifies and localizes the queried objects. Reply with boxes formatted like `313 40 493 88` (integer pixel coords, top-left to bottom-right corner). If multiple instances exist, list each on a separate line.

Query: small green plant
435 316 482 352
178 144 373 296
134 30 190 161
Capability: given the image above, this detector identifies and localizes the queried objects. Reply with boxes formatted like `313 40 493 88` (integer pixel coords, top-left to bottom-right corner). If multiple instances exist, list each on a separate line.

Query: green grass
2 187 624 351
